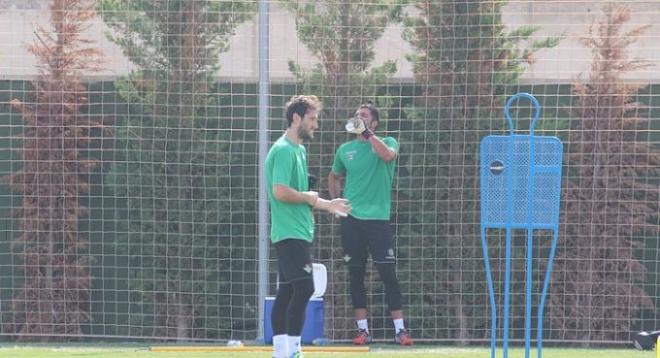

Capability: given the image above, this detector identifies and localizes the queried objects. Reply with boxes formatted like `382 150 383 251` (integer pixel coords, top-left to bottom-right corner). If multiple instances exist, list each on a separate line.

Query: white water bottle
312 337 330 346
226 339 243 347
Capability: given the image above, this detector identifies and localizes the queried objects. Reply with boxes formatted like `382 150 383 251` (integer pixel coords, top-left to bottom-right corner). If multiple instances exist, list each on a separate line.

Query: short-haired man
266 95 351 358
328 103 413 346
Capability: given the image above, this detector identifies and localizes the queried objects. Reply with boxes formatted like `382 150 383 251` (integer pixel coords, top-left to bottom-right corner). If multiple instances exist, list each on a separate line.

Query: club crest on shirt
346 150 357 161
302 264 312 274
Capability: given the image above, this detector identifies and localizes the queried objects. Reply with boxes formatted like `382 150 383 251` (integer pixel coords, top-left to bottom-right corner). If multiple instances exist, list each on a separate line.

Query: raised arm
346 118 397 162
367 136 396 162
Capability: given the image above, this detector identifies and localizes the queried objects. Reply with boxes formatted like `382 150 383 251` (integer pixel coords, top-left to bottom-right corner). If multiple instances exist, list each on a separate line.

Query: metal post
257 0 270 342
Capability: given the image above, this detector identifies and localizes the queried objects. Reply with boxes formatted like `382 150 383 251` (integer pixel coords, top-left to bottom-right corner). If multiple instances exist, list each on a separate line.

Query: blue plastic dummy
479 93 563 358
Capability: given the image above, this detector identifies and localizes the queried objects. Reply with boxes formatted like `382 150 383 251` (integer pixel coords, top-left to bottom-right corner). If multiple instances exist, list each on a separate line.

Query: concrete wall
0 0 658 82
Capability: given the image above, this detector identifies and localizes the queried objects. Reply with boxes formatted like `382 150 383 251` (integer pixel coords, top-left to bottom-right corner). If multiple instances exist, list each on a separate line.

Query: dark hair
285 95 321 127
359 101 379 122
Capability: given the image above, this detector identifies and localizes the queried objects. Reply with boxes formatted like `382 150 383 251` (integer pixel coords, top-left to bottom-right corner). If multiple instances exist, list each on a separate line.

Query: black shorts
274 239 313 283
340 215 396 267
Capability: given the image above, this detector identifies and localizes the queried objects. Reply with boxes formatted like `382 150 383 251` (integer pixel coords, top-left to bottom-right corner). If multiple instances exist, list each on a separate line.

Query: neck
285 128 302 145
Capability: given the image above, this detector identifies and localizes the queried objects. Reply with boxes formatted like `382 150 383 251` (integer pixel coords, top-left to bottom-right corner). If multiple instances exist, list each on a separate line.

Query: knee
348 265 366 283
273 283 293 307
376 263 398 285
376 263 402 311
293 278 315 300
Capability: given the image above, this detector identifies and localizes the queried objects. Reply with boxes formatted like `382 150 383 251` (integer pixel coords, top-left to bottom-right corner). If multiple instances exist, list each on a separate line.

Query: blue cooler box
263 296 324 344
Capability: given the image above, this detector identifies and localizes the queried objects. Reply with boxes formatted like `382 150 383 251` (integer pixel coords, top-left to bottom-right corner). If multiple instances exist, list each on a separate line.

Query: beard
298 125 313 141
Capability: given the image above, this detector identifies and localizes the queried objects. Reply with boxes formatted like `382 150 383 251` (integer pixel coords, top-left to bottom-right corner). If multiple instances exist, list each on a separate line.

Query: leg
347 264 371 344
354 307 368 320
272 282 293 336
375 262 402 313
271 261 293 358
375 262 413 346
374 261 411 345
367 219 402 314
348 265 368 319
341 216 370 344
390 310 403 320
285 278 315 336
342 216 369 316
368 220 412 346
273 239 315 357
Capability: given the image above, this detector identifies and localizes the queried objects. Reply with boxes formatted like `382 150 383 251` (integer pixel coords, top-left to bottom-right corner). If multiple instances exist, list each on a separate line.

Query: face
296 108 319 141
355 107 377 131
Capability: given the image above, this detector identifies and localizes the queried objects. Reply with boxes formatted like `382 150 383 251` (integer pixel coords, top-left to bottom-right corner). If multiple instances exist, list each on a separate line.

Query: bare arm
273 184 350 216
273 184 318 206
347 118 396 162
368 136 396 162
327 171 344 199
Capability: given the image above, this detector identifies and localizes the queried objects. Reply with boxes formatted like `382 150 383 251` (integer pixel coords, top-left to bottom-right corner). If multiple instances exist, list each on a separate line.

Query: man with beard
265 95 351 358
328 102 413 346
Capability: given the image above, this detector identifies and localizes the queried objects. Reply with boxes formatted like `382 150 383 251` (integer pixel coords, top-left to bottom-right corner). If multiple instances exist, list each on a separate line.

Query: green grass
0 345 654 358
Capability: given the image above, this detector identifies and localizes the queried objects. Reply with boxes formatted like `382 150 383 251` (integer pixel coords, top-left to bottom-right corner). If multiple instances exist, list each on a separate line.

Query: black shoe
633 331 655 350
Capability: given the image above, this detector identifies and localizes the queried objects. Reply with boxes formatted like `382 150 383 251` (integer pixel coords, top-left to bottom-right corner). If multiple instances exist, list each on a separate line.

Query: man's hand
346 117 366 134
303 192 351 217
316 198 351 217
346 117 373 139
302 191 319 207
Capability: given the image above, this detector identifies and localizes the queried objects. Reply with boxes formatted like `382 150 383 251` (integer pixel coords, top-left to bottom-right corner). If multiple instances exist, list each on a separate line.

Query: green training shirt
331 136 398 220
265 135 314 243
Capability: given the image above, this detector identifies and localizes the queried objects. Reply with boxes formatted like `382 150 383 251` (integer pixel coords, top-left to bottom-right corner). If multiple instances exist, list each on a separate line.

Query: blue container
263 296 324 344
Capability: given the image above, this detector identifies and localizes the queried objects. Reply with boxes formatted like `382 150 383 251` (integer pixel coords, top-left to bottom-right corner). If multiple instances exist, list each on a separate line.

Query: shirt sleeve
271 147 294 187
383 137 399 154
331 148 345 175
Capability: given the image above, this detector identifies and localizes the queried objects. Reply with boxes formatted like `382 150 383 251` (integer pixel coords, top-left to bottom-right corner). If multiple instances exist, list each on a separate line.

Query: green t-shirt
265 135 314 243
331 137 398 220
